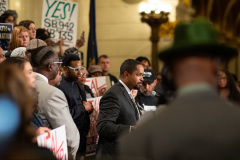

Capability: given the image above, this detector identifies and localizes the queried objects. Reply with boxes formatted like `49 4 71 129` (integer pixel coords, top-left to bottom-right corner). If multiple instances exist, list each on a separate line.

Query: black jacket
58 76 90 154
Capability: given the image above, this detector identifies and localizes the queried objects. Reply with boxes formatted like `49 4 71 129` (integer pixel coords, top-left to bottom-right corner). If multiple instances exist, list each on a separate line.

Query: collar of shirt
119 80 132 96
177 83 214 97
35 72 48 83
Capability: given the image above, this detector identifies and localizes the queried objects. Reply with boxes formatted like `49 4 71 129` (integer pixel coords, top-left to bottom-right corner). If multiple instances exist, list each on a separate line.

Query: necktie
130 94 140 120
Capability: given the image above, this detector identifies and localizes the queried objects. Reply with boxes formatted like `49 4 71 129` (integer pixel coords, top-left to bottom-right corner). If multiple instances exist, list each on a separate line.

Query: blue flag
87 0 98 69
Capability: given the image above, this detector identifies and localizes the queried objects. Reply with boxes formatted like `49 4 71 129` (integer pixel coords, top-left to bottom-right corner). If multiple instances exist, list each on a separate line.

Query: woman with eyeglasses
78 68 95 99
217 70 240 104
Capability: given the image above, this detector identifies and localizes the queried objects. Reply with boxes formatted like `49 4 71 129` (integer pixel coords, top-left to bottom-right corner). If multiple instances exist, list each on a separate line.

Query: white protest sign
86 96 101 155
85 76 111 97
41 0 78 46
0 0 8 15
37 125 68 160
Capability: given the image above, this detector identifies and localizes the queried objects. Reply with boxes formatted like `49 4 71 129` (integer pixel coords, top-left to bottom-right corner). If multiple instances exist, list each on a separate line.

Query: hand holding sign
33 127 51 143
83 101 93 112
57 37 64 46
37 125 68 160
76 31 85 48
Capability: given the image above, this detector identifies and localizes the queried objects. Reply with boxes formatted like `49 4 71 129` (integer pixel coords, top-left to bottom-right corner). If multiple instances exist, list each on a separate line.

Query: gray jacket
35 75 80 159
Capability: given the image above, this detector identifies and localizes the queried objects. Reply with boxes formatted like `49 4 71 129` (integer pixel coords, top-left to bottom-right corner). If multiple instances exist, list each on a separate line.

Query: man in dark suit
96 59 144 159
119 19 240 160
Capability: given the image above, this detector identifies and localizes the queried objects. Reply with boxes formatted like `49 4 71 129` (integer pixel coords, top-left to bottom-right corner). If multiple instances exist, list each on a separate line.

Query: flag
87 0 98 69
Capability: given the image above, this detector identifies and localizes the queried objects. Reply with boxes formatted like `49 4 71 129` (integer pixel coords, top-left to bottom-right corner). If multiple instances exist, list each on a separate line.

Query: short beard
133 85 140 90
67 71 78 82
143 91 151 96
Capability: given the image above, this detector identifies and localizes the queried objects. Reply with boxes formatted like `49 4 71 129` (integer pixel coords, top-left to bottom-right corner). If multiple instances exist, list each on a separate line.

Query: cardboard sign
0 23 12 51
85 76 111 97
0 0 8 15
41 0 78 46
37 125 68 160
86 97 101 155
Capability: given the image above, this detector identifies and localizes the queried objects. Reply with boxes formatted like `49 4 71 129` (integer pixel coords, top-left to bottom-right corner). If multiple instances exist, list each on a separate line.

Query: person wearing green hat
119 19 240 160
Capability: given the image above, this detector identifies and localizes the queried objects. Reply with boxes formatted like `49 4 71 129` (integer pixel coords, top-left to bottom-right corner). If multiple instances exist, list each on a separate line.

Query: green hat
158 19 238 62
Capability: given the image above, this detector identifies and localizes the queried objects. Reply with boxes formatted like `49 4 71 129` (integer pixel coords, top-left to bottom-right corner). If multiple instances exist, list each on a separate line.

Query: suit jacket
119 85 240 160
58 76 90 154
35 75 80 159
97 82 139 158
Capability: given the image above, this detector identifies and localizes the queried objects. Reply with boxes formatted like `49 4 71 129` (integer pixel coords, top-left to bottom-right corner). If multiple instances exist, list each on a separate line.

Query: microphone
151 91 160 97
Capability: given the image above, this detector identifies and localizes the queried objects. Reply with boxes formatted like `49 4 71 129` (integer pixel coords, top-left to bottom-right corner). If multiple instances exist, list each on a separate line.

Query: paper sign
41 0 78 46
0 23 12 51
86 97 101 155
144 105 157 111
85 76 111 97
37 125 68 160
0 0 8 15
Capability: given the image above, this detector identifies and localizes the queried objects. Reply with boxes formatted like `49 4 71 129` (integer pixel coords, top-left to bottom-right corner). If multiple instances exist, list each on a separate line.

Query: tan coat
35 75 80 160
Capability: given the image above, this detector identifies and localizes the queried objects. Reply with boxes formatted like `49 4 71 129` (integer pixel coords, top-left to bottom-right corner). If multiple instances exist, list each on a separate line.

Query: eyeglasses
53 62 63 67
80 73 89 77
68 66 84 72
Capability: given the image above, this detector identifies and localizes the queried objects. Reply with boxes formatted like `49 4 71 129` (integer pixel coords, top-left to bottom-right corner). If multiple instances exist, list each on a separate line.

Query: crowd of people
1 9 240 160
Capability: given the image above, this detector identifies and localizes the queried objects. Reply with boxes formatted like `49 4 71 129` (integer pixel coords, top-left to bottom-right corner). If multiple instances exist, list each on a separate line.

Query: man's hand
83 101 93 111
58 37 64 46
76 31 85 48
32 127 50 143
